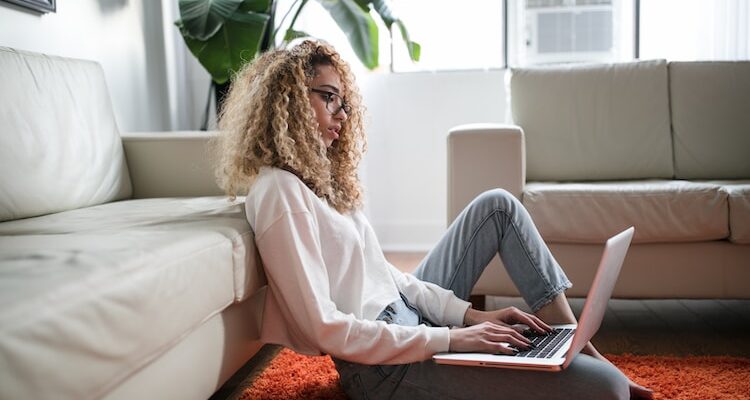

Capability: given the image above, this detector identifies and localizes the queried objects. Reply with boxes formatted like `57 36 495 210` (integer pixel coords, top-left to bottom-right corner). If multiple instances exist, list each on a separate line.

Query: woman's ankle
534 292 577 325
582 342 607 361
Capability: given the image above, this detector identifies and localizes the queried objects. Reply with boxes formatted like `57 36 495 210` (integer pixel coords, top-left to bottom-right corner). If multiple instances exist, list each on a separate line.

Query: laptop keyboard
514 328 575 359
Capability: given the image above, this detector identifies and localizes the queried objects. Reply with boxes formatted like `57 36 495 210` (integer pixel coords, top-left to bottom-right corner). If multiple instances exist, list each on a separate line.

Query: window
288 0 747 73
390 0 636 70
639 0 750 61
390 0 505 72
508 0 636 66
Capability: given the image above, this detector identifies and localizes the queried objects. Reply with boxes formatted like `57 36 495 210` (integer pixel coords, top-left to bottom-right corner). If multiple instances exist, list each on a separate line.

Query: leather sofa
447 59 750 299
0 48 266 399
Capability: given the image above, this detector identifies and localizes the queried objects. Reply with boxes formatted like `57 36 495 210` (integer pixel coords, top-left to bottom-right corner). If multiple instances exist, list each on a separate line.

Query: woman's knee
471 188 519 213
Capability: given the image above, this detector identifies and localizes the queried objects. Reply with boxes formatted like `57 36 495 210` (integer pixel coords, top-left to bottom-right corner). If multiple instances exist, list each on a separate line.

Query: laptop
433 226 634 372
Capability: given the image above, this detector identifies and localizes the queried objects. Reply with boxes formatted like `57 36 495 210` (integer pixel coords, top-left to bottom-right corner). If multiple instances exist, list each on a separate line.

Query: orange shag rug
241 348 750 400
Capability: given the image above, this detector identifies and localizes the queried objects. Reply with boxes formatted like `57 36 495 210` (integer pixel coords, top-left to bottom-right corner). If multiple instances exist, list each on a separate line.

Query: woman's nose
334 108 348 121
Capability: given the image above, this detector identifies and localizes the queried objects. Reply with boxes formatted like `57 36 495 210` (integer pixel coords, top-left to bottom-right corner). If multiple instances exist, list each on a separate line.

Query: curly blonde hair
215 40 367 214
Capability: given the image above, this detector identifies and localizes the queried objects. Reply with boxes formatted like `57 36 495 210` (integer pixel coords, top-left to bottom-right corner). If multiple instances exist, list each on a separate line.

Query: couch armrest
447 124 525 223
121 131 224 198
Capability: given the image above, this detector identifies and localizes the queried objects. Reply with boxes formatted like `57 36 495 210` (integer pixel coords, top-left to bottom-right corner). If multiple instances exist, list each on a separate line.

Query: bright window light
390 0 505 72
639 0 750 61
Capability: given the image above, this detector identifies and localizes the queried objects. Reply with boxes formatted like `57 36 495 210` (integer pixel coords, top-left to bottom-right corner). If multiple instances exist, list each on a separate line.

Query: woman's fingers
506 308 554 333
449 322 550 354
522 314 554 333
490 341 519 355
483 322 532 349
510 324 527 334
486 331 531 350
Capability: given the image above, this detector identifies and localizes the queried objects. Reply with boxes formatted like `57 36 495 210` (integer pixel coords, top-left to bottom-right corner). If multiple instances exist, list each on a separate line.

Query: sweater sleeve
386 263 471 328
255 210 452 365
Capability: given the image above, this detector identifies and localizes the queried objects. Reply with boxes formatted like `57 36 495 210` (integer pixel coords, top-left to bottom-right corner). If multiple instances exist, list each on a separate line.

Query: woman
216 40 652 399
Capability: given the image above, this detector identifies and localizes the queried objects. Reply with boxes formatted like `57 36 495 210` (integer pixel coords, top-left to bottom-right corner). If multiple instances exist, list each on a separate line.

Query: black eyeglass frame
310 88 352 115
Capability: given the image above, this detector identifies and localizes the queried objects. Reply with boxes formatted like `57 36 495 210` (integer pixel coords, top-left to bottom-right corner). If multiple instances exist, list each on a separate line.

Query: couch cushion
510 59 673 181
0 197 262 400
523 180 728 244
708 181 750 244
670 61 750 179
0 47 131 222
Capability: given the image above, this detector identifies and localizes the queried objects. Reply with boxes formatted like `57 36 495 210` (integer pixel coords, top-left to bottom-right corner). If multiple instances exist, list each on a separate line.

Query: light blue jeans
333 189 629 399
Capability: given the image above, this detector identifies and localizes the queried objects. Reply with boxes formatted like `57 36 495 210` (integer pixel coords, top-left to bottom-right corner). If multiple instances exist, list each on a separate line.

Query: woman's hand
463 307 554 335
448 321 534 354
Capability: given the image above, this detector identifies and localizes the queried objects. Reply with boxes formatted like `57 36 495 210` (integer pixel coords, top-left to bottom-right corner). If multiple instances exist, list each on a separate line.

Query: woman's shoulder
253 166 306 192
246 167 317 219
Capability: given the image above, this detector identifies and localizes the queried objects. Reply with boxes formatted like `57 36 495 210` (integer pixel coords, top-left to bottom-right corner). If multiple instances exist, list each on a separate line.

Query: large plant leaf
348 0 419 62
316 0 379 69
351 0 370 12
237 0 271 13
370 0 419 62
395 20 420 61
178 0 244 40
366 0 394 27
178 11 270 84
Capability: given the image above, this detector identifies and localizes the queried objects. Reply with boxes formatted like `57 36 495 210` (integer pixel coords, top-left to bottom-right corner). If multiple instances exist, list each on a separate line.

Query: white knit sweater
244 167 471 365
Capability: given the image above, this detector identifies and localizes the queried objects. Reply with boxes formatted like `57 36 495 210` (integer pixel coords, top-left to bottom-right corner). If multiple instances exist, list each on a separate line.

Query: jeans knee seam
502 210 556 295
447 206 558 305
445 209 500 292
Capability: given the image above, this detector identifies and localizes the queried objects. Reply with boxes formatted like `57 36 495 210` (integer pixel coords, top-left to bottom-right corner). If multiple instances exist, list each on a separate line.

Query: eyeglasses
310 88 352 115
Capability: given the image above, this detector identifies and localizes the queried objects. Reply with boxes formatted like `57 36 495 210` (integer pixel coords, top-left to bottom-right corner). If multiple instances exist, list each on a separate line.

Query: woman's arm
384 263 471 328
256 210 452 365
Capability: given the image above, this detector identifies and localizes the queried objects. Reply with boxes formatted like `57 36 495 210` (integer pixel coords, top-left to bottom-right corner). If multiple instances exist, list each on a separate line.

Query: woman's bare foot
583 343 654 399
628 380 654 399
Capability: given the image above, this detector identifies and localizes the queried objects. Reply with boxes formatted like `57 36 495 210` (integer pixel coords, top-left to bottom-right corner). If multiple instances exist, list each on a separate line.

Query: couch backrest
510 59 674 181
670 61 750 179
0 48 131 222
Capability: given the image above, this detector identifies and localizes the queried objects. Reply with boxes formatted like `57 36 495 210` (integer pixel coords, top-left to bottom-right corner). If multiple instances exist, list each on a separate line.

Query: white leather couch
0 48 267 399
448 59 750 299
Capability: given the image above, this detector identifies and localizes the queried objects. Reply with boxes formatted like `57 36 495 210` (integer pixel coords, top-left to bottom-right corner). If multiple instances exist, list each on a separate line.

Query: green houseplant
175 0 420 127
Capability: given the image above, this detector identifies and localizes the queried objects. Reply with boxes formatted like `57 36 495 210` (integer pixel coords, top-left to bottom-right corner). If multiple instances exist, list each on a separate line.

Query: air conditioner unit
524 0 616 64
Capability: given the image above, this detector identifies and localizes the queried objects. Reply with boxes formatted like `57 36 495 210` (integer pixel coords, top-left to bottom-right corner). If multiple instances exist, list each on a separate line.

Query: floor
211 251 750 400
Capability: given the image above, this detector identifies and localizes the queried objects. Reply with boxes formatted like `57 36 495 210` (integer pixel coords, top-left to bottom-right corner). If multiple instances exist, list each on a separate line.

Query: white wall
359 69 509 251
0 0 170 133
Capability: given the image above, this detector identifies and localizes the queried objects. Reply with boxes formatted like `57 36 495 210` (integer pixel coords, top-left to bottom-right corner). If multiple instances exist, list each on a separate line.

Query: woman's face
308 64 348 148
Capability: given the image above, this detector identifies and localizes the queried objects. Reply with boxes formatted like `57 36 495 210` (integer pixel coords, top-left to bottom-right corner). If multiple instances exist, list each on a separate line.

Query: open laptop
433 226 634 372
